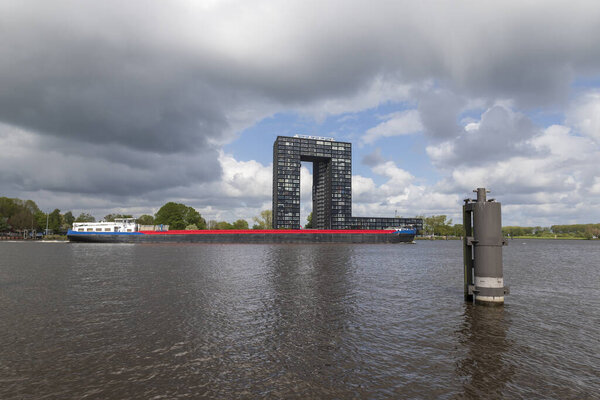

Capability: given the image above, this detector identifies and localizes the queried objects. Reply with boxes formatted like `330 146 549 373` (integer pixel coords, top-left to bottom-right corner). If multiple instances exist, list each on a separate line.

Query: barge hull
67 230 415 244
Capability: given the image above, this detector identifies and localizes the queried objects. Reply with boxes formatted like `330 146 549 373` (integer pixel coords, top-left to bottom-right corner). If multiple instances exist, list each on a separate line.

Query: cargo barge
67 219 416 244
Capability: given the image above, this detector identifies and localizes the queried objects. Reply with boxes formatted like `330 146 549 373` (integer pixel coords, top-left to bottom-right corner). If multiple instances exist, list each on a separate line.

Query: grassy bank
416 235 598 240
42 234 68 241
416 236 461 240
507 235 596 240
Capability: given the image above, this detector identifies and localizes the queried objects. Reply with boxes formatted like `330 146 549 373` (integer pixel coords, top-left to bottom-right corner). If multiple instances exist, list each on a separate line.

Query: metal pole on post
46 211 49 236
463 199 474 301
463 188 509 305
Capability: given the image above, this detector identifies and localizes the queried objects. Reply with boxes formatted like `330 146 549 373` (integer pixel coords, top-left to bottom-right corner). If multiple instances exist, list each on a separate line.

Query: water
0 240 598 399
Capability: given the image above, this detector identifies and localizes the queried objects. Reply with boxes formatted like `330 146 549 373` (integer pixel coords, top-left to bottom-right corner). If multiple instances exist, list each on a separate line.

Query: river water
0 240 598 399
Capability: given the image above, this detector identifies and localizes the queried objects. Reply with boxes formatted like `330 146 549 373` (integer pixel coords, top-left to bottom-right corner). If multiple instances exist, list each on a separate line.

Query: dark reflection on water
455 304 514 399
0 240 599 399
256 246 357 397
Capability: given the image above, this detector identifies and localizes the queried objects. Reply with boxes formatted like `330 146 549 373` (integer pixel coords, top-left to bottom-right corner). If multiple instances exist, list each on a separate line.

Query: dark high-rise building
272 135 423 231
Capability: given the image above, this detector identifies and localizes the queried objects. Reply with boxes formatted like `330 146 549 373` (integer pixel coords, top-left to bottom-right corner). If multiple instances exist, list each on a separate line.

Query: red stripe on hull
140 229 397 235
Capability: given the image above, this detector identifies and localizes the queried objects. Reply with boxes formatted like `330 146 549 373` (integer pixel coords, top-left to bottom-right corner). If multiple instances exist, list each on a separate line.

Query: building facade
272 135 423 231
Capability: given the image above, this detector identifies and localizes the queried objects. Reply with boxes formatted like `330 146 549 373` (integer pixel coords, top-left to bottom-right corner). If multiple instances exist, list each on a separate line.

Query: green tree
305 212 313 228
23 200 40 214
48 209 62 233
8 209 34 231
252 210 272 229
137 214 155 225
0 197 40 231
185 224 198 230
0 197 19 218
34 210 46 230
424 215 451 236
551 223 600 236
232 219 249 230
438 220 454 236
583 225 600 239
533 226 551 237
215 221 233 230
452 224 464 237
75 213 96 222
0 217 9 232
154 202 206 230
503 226 521 237
63 211 75 227
503 226 549 237
103 213 133 222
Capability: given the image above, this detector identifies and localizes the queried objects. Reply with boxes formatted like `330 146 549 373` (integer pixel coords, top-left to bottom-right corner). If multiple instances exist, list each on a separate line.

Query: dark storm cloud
0 129 220 195
2 1 600 153
2 0 600 211
0 15 228 154
417 90 466 140
0 1 375 156
361 148 386 166
428 105 544 167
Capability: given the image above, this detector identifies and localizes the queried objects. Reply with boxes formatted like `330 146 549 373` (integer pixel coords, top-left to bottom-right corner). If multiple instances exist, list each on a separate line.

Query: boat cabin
72 218 138 233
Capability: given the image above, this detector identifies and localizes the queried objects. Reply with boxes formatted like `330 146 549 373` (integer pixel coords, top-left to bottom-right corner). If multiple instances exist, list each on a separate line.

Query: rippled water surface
1 240 599 399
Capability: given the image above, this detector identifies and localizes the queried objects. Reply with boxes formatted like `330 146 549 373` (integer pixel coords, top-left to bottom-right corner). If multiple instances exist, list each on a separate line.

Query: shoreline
415 236 599 241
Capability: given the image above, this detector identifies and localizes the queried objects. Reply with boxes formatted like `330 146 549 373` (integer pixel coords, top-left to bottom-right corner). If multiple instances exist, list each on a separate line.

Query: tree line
0 197 273 233
5 196 596 238
146 203 272 230
422 215 464 237
503 224 600 239
0 197 76 233
422 216 600 239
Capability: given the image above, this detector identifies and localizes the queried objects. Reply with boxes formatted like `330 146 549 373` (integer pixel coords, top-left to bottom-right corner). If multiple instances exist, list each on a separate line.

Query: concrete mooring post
463 188 509 305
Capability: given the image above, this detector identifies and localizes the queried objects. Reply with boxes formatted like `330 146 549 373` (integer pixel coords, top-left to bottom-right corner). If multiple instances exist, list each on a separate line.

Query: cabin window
87 228 93 232
127 229 132 232
78 228 84 232
96 228 102 232
105 228 111 232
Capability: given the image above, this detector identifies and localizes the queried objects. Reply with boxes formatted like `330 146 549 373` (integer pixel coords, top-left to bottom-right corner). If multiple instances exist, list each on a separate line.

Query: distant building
272 135 423 231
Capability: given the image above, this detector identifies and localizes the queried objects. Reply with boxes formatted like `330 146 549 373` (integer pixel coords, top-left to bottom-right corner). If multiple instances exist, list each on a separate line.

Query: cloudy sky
1 0 600 226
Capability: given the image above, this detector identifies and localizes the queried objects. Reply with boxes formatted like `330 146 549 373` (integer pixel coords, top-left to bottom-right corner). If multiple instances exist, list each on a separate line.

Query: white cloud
217 152 272 199
465 122 480 132
352 174 379 203
297 76 415 123
590 177 600 194
432 116 600 225
567 91 600 141
372 161 414 190
426 104 541 167
351 160 460 220
448 157 575 195
531 124 592 158
362 109 423 143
